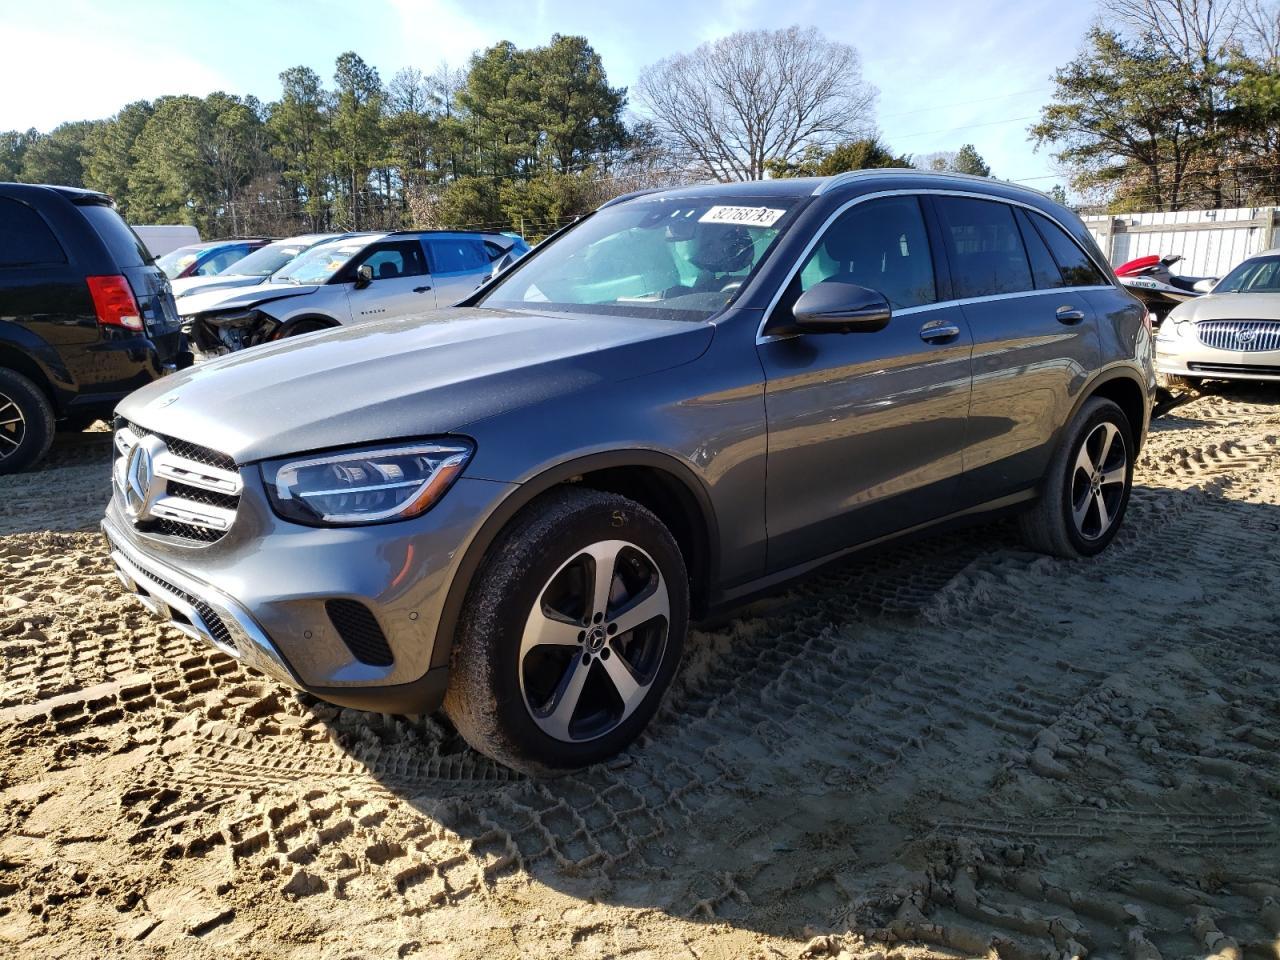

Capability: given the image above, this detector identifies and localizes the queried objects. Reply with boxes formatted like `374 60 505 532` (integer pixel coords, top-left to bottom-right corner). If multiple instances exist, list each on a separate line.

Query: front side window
429 238 489 274
1030 212 1108 287
795 196 937 309
351 241 428 280
480 196 799 320
934 196 1034 299
0 198 66 266
1215 255 1280 294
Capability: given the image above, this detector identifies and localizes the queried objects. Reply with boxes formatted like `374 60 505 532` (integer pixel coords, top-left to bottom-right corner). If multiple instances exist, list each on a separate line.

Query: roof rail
599 188 665 209
813 168 1049 198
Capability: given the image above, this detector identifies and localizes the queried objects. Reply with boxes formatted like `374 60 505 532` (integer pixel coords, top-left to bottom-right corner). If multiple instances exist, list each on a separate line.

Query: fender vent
325 600 394 667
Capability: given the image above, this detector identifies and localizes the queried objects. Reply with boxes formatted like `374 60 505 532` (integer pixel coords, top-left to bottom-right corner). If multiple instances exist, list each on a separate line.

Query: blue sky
0 0 1099 190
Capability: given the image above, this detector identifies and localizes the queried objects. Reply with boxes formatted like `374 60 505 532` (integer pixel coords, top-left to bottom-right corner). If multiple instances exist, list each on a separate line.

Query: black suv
0 183 187 472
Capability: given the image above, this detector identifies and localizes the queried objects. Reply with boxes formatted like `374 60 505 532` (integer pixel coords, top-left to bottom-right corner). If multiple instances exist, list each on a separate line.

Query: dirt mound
2 390 1279 959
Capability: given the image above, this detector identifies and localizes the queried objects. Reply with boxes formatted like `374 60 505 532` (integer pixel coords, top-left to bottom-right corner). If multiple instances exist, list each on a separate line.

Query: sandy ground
2 390 1279 960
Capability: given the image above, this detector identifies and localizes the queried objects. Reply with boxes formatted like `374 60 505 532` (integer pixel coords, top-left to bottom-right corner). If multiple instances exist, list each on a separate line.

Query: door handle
1056 305 1085 324
919 320 960 343
413 286 432 293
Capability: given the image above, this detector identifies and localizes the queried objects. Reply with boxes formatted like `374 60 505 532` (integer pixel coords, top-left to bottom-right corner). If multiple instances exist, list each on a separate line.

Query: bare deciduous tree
635 26 877 182
1103 0 1242 61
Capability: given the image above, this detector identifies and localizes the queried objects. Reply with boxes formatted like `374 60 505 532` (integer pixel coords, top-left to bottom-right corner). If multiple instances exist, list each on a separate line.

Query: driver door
344 240 436 323
757 195 974 572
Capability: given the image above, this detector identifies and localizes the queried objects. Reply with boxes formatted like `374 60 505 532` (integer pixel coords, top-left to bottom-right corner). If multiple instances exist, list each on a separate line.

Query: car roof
0 182 114 205
606 169 1056 208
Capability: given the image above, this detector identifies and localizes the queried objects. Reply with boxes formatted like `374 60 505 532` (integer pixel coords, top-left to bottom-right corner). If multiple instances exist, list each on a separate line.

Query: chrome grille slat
1196 320 1280 353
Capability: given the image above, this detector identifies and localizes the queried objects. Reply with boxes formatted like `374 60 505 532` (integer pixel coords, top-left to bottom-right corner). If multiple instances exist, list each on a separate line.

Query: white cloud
385 0 496 69
0 25 231 130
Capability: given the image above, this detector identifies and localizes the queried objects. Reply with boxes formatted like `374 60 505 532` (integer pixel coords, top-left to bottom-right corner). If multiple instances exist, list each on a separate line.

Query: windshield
1215 255 1280 294
220 240 314 278
479 197 800 320
156 245 204 278
272 239 370 285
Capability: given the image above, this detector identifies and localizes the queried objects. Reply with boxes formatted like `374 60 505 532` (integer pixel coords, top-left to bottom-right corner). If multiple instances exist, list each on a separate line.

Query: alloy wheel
519 539 670 743
1070 421 1128 541
0 392 26 462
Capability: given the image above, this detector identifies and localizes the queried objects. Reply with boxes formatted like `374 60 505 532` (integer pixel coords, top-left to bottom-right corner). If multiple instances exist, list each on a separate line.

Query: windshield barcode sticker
698 205 786 227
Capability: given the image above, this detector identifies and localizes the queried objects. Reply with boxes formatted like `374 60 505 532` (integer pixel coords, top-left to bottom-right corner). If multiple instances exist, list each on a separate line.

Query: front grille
1188 362 1280 377
1196 320 1280 353
326 600 395 667
113 420 241 545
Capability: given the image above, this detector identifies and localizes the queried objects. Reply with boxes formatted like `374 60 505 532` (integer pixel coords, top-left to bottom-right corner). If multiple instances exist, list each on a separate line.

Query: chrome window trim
755 188 1116 344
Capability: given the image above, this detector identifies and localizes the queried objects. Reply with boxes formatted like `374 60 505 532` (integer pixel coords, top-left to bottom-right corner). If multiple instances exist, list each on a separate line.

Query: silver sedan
1156 248 1280 392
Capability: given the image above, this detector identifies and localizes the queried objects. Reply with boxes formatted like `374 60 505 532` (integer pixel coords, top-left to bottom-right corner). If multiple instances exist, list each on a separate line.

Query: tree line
1034 0 1280 211
0 36 668 239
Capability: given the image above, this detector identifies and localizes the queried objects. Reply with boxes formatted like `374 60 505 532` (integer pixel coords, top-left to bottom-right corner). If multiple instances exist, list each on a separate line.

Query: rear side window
194 244 250 276
796 196 937 309
1014 208 1064 289
933 196 1034 298
79 203 151 267
1030 212 1108 287
428 238 490 274
0 197 67 266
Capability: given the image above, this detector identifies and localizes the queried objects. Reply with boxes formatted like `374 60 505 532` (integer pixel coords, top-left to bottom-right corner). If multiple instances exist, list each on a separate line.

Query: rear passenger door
343 239 436 322
758 195 974 572
426 237 493 305
928 195 1102 506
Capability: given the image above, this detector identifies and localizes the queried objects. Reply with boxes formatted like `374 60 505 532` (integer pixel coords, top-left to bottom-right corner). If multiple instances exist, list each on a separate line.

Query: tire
1157 372 1204 398
1019 397 1134 559
0 368 55 475
282 318 335 338
444 487 689 774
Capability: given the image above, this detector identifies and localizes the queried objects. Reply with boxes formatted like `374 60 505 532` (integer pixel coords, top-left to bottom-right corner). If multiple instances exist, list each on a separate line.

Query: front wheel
444 488 689 774
1019 397 1134 559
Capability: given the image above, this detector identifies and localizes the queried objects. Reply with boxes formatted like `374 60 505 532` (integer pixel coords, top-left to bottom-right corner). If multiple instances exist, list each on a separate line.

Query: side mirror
789 280 892 334
354 264 374 289
1193 277 1217 294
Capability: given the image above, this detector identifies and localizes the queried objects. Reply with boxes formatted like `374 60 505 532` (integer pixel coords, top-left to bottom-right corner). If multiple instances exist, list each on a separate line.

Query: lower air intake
325 600 395 667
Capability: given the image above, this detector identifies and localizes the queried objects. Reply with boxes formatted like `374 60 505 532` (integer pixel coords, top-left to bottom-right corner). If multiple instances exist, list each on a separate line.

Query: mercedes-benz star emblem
120 435 166 524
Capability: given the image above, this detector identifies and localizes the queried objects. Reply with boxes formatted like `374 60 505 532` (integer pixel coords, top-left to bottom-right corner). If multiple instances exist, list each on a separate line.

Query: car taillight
86 275 143 331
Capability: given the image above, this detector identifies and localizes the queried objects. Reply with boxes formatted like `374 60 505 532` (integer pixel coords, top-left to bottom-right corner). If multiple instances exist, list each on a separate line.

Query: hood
174 276 270 315
1170 292 1280 323
118 307 714 463
184 282 321 316
172 274 252 297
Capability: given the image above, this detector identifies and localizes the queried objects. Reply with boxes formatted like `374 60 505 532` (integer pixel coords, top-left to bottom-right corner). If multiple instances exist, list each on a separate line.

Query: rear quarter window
79 203 152 267
0 197 67 266
1030 212 1108 287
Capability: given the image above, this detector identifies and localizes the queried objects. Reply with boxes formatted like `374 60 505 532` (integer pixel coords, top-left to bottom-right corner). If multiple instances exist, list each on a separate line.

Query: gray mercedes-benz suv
103 170 1154 772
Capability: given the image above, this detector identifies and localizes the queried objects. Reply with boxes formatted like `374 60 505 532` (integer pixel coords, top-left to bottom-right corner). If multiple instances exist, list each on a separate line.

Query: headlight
261 439 473 526
1157 318 1193 341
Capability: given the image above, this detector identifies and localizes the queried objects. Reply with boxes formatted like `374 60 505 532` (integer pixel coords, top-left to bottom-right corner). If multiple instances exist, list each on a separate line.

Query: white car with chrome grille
1156 248 1280 392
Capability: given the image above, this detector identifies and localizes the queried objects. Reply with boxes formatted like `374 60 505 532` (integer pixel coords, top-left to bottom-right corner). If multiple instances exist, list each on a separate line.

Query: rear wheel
1019 397 1134 559
0 368 54 475
444 488 688 774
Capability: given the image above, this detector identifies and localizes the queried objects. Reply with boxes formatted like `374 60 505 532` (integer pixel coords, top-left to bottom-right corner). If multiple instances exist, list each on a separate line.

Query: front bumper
1156 335 1280 381
103 469 515 712
104 516 299 687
